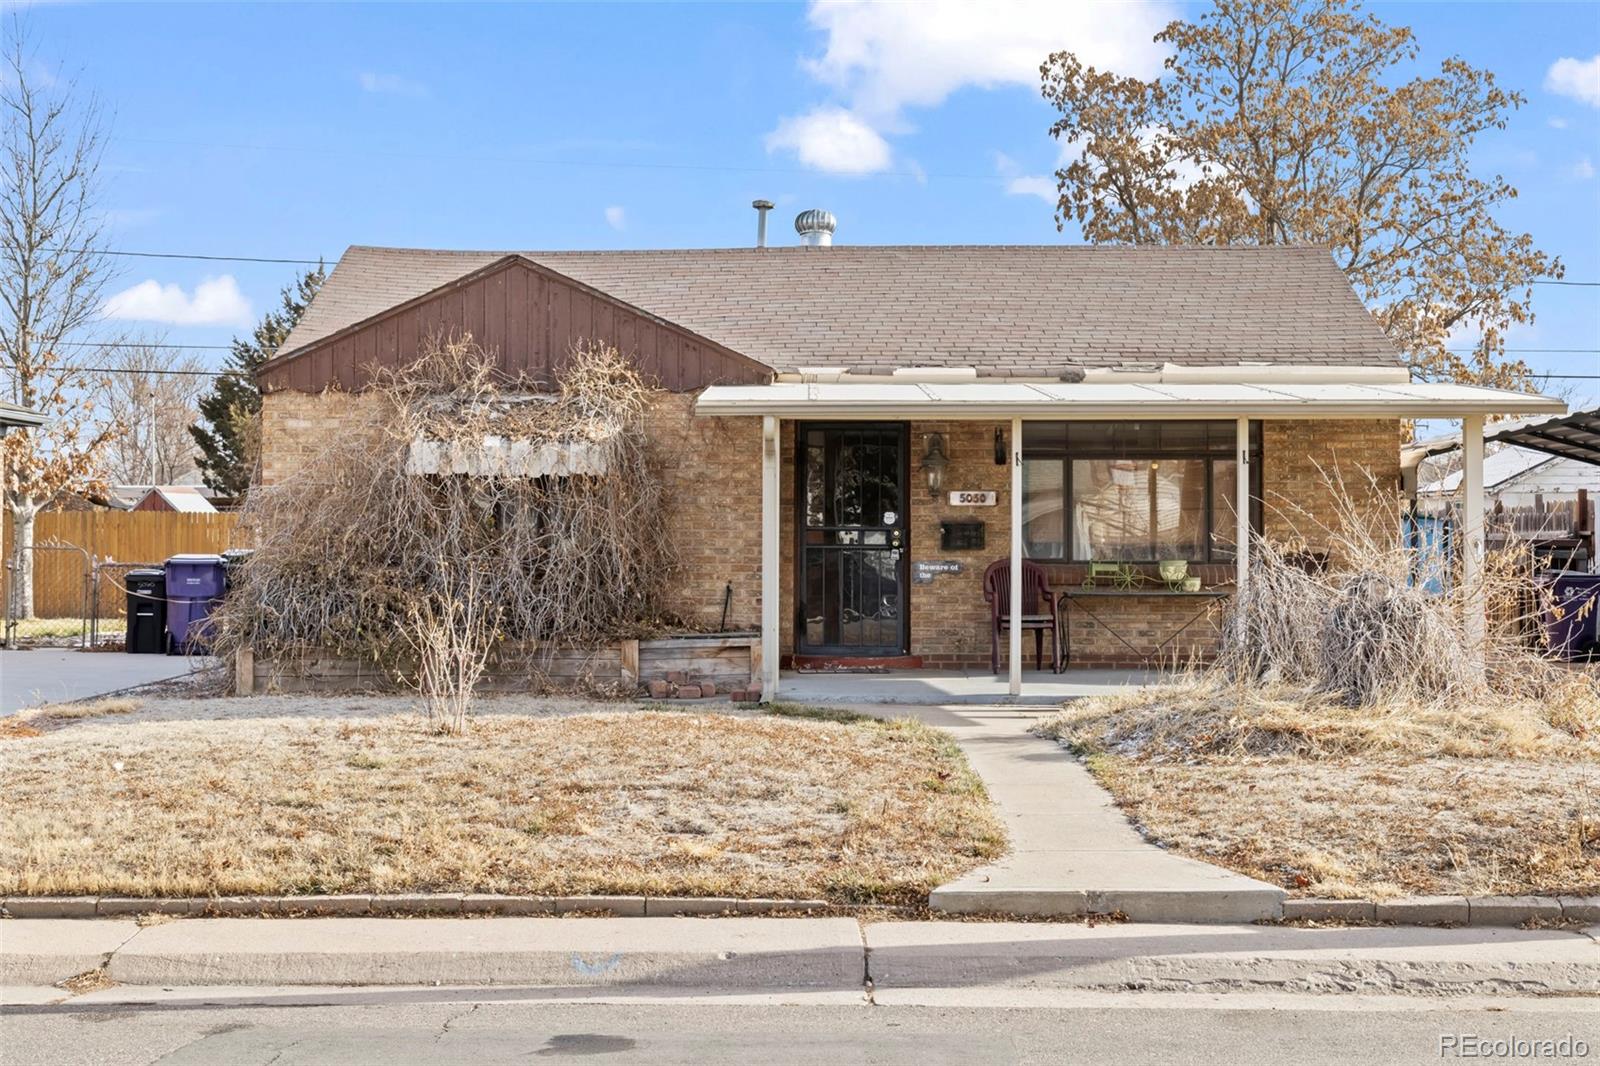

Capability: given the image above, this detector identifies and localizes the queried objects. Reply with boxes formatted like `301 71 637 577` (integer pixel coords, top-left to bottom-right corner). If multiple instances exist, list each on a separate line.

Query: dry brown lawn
0 700 1003 904
1036 677 1600 899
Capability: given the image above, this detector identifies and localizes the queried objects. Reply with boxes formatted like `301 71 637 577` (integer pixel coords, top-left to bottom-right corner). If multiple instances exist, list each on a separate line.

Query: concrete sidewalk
4 918 1596 997
852 704 1286 922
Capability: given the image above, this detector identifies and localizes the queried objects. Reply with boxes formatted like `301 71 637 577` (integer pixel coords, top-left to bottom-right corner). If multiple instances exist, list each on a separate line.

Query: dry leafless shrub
1041 465 1599 761
211 335 674 732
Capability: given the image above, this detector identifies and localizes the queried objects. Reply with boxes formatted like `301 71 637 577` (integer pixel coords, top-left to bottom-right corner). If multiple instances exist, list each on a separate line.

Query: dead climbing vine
212 335 674 732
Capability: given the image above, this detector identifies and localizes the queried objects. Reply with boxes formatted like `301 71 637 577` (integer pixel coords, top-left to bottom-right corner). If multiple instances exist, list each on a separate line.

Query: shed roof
278 244 1403 378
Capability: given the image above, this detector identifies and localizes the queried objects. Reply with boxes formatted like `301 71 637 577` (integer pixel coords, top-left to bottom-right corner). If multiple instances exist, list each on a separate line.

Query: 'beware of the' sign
948 490 996 506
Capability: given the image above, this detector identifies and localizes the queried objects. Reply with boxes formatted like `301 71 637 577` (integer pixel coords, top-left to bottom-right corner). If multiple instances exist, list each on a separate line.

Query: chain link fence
2 542 93 648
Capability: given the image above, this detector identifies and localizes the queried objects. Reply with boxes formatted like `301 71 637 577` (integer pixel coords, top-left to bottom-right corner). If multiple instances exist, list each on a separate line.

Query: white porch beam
1009 417 1023 697
1462 414 1486 662
1236 417 1250 635
760 415 780 701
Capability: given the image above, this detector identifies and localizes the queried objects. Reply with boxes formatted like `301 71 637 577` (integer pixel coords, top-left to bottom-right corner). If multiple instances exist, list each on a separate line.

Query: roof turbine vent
795 208 837 247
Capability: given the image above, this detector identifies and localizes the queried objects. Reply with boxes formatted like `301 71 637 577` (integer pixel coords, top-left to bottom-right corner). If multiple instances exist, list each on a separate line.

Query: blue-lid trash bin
164 553 226 655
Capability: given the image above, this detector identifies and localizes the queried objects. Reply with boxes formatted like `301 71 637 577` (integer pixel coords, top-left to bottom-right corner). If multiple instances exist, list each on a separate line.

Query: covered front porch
696 367 1565 702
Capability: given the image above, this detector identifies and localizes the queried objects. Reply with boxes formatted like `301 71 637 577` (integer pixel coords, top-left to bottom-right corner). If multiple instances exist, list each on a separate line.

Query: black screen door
796 423 909 657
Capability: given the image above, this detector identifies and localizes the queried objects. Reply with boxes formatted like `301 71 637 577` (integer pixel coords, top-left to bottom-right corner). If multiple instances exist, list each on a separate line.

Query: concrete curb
0 894 832 920
865 921 1600 997
6 918 1598 995
1283 895 1600 927
0 917 866 990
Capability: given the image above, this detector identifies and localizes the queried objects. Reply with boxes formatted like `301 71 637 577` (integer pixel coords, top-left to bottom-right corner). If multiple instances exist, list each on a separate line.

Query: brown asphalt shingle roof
279 244 1401 376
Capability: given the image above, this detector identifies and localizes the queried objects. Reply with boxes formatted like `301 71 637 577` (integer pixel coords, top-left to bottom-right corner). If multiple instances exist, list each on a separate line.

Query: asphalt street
4 991 1598 1065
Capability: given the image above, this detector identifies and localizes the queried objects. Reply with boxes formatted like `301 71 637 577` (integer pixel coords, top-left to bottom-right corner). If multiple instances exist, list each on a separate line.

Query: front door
796 423 909 657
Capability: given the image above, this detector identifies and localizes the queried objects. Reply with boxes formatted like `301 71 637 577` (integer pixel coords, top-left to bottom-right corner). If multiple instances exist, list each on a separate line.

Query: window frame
1021 420 1263 564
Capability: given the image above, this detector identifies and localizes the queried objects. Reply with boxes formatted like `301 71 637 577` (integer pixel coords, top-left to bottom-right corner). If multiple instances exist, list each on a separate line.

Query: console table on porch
1055 587 1232 671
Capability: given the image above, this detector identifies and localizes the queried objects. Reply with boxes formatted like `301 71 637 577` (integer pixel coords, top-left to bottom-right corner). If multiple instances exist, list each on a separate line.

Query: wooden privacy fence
2 510 243 619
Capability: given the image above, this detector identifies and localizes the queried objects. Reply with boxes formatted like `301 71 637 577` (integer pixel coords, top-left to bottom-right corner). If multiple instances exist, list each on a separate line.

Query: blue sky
28 1 1600 407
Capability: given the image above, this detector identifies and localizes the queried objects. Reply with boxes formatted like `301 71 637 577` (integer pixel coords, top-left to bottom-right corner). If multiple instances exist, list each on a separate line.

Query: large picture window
1021 421 1261 563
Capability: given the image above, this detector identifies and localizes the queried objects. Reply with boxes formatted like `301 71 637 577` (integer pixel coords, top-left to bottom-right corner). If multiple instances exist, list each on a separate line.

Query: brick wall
906 421 1013 668
1263 418 1402 557
259 389 386 487
259 396 1401 671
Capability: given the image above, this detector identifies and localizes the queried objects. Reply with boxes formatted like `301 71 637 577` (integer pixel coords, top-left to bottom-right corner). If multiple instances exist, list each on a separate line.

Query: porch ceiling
694 381 1566 421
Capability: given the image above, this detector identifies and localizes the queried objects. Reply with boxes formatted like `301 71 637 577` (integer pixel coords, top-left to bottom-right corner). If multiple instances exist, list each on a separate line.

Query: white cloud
765 107 893 175
1571 157 1596 180
358 71 429 98
803 0 1172 121
604 205 626 230
994 151 1057 203
102 276 253 327
1548 116 1569 129
770 0 1175 173
1005 175 1057 203
1545 54 1600 108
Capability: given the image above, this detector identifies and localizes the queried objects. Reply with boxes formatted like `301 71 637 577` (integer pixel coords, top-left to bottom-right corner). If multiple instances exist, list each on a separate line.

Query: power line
3 363 224 376
48 248 326 265
56 341 235 351
33 243 1600 287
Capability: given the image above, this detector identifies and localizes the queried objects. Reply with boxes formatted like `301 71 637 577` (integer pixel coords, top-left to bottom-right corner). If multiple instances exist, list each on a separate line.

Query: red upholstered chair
982 558 1059 674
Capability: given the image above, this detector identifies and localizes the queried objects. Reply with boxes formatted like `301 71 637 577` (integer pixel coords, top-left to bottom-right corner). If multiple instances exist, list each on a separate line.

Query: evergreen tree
191 266 324 497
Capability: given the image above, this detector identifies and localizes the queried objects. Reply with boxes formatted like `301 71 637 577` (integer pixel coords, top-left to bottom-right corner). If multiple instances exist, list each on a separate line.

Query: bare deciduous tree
1040 0 1561 390
92 339 208 486
0 26 117 617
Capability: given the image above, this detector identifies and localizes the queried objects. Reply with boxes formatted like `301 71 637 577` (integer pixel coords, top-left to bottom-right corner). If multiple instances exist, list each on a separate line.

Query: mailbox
940 521 986 551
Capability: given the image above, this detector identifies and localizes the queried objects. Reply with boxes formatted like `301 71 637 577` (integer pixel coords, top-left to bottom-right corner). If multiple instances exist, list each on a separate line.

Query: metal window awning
695 381 1566 421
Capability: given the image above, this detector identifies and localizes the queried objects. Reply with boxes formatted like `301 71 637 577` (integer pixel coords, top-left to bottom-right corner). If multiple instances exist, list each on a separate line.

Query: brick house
256 234 1561 698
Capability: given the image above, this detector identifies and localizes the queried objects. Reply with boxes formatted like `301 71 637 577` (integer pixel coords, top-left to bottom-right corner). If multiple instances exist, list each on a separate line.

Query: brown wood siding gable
257 256 773 394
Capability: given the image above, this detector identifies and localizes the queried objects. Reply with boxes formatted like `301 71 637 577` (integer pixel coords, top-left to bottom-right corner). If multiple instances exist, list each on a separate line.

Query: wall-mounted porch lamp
994 427 1007 466
921 432 950 497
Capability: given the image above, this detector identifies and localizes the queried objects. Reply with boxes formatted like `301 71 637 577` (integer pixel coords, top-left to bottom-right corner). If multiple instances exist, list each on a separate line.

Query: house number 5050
949 491 997 506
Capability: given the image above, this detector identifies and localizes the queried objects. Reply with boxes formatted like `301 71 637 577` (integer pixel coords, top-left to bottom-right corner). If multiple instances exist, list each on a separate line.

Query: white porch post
1462 414 1486 662
1009 417 1023 697
761 415 781 701
1235 417 1250 630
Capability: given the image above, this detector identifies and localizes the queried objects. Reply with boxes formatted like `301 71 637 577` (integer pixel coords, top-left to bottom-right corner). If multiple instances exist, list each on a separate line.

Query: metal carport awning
1409 406 1600 467
695 380 1566 420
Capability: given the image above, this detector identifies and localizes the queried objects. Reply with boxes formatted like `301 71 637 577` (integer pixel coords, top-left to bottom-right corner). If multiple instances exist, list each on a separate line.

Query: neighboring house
1420 448 1597 511
127 485 218 514
252 226 1559 691
1407 408 1599 573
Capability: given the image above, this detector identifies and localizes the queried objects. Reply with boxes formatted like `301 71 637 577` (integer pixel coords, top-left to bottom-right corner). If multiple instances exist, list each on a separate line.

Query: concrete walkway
0 649 208 715
853 704 1286 922
780 668 1161 706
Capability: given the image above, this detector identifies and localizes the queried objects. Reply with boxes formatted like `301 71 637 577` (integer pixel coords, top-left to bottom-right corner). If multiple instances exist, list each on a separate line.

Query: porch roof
695 380 1565 421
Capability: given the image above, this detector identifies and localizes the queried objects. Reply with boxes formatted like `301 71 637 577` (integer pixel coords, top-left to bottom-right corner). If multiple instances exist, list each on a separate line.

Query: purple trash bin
1539 571 1600 661
164 553 226 655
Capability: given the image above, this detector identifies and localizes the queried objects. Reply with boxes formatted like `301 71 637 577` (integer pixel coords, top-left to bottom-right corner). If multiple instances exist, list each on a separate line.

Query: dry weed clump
213 336 673 732
1220 465 1595 712
1 697 140 739
1038 466 1599 761
1037 672 1599 761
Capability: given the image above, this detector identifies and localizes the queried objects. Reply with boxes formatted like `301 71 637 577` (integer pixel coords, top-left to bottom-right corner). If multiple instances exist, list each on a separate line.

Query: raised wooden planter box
238 632 759 696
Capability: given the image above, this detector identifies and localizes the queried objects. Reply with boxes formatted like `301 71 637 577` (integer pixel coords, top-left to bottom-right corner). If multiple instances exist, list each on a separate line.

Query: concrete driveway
0 649 207 715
